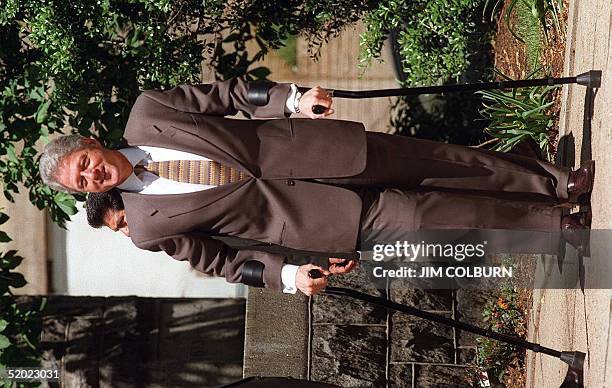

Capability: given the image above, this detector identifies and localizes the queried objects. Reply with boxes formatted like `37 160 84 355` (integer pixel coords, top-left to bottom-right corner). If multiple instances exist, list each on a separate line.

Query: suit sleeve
137 232 285 291
140 77 292 119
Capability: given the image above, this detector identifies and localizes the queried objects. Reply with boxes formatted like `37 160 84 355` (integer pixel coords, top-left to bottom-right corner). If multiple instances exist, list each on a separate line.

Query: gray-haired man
39 77 595 296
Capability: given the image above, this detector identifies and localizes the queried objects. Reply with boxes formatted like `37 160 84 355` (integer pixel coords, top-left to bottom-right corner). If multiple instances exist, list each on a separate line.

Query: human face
55 138 132 192
103 208 130 237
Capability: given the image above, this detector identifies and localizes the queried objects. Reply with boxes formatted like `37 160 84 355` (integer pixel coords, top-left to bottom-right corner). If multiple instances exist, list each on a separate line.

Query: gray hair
39 134 89 193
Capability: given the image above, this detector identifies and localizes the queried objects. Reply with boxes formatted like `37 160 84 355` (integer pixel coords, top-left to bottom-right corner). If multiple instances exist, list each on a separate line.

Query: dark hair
85 189 124 228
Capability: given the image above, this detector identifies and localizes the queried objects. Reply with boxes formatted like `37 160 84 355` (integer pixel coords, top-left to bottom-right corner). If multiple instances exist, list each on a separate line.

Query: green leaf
223 33 242 43
0 320 7 332
55 199 77 216
0 232 11 243
0 213 8 225
248 66 271 80
22 332 38 350
7 272 26 288
39 297 48 312
36 100 51 124
4 256 24 270
5 148 18 166
28 86 45 102
126 27 144 48
0 334 10 349
1 250 18 259
54 193 77 216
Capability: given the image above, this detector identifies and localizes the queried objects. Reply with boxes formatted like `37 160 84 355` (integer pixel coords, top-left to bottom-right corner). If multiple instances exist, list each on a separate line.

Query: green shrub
464 256 528 386
484 0 563 43
360 0 492 145
474 284 526 384
360 0 488 86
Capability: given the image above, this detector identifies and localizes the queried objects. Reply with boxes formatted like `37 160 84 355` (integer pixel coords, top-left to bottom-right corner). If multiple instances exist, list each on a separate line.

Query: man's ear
82 137 102 147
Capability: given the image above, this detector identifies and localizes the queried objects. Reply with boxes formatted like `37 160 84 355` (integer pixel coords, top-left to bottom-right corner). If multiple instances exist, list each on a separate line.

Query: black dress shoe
561 212 591 255
567 160 595 204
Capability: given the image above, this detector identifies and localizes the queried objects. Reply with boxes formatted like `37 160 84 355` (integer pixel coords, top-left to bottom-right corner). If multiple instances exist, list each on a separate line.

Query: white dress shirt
116 86 302 293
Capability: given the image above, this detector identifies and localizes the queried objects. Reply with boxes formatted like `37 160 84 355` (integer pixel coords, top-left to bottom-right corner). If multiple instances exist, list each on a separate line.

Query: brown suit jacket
120 77 367 291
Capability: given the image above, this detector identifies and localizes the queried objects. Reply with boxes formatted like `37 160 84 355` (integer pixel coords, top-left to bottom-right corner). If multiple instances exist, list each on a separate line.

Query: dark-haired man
86 189 130 237
85 189 357 288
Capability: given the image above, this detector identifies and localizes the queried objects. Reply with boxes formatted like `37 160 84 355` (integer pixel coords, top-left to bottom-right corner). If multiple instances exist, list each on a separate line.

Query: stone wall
310 265 496 387
244 267 497 387
29 296 245 387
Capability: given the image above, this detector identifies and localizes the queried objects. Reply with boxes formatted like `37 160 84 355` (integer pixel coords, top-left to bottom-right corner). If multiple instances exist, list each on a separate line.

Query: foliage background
0 0 377 373
358 0 493 145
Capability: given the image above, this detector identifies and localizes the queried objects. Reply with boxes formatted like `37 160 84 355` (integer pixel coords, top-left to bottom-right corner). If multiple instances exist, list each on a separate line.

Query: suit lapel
126 124 255 176
121 179 249 219
121 123 254 234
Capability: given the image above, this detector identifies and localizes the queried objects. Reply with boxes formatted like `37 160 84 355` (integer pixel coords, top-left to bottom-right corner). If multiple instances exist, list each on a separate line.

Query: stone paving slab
525 0 612 386
243 288 309 380
313 266 387 325
390 313 455 364
311 324 387 387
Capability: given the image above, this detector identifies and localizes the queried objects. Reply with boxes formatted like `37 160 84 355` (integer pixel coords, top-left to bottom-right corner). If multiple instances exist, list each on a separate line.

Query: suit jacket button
286 179 295 186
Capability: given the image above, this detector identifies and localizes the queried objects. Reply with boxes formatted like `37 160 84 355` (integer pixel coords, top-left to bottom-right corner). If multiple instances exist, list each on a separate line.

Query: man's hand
299 86 334 119
328 258 358 275
295 264 330 296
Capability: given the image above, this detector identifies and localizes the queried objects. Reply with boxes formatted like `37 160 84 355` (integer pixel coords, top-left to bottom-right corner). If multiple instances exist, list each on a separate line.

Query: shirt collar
116 147 148 192
118 147 147 166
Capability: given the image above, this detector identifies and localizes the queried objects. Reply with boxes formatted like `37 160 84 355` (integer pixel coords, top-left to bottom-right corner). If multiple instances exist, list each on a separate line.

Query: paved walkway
525 0 611 386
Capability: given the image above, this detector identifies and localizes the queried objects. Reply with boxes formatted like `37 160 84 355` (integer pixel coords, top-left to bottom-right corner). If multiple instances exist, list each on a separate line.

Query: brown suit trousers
325 132 566 256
